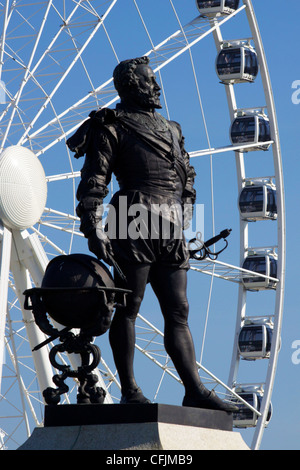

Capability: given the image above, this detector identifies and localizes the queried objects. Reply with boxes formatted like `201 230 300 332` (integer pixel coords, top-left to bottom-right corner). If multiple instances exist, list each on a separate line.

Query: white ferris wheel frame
0 0 285 451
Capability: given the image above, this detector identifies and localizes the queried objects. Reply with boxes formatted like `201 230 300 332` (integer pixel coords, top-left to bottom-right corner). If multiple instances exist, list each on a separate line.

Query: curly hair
113 56 150 98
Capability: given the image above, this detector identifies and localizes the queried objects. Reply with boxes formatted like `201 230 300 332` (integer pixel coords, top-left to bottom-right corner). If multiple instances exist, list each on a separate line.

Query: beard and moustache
139 88 162 109
123 86 162 111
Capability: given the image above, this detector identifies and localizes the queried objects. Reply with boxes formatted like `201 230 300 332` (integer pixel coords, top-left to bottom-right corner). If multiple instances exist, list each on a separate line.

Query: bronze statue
67 56 237 412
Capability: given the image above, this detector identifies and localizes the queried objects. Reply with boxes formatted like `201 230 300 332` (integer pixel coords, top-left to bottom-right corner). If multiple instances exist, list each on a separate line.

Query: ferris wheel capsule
196 0 240 16
238 180 277 221
233 385 273 428
241 249 278 290
238 318 274 360
216 42 259 84
230 109 271 151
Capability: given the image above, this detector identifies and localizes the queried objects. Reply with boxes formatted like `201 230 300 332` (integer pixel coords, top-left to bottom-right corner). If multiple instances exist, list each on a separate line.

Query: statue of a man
67 56 237 412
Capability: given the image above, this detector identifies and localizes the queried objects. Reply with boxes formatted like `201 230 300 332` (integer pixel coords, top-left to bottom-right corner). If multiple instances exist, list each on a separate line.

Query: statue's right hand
87 230 114 265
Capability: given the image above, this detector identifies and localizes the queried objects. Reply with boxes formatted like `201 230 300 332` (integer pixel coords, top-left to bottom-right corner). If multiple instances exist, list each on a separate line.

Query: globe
41 253 116 335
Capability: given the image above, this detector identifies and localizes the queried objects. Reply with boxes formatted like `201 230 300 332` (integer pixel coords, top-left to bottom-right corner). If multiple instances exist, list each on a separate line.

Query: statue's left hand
87 230 114 265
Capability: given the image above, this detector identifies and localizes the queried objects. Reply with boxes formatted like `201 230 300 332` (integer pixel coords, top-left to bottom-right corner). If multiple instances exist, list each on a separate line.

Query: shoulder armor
89 108 117 125
89 107 119 143
67 108 118 159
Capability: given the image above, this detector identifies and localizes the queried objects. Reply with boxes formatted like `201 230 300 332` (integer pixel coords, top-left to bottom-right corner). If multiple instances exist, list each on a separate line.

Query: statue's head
113 56 162 110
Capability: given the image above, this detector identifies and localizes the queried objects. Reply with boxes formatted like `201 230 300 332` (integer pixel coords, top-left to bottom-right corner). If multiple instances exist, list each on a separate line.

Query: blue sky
1 0 299 451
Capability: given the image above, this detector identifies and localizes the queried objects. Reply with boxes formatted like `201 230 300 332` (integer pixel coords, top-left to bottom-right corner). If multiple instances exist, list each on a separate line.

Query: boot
120 387 151 404
182 386 239 413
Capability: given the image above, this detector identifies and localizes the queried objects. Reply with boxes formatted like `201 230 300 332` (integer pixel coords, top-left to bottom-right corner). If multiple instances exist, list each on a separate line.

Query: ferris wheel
0 0 285 451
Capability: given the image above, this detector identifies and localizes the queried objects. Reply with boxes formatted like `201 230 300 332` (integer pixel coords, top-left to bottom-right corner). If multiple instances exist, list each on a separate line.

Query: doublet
67 104 197 266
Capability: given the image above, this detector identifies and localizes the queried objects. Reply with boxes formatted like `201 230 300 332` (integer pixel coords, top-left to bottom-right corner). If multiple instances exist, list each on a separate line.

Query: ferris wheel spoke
21 5 247 158
24 77 116 152
37 208 82 238
190 258 279 284
0 0 54 151
17 0 118 148
0 0 118 153
0 226 12 393
0 1 11 81
2 305 44 449
135 314 260 415
30 226 67 257
4 324 39 430
46 171 80 183
190 140 274 158
150 5 246 72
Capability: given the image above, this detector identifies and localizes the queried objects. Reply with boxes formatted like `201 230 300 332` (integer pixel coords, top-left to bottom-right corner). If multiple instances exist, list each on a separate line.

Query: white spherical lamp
0 145 47 230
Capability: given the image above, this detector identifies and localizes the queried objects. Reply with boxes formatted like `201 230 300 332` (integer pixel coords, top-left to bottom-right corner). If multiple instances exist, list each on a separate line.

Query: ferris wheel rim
207 0 285 450
241 0 285 450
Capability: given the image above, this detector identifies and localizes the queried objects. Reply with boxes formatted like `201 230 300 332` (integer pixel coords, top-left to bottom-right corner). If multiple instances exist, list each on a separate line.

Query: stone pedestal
18 404 249 450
